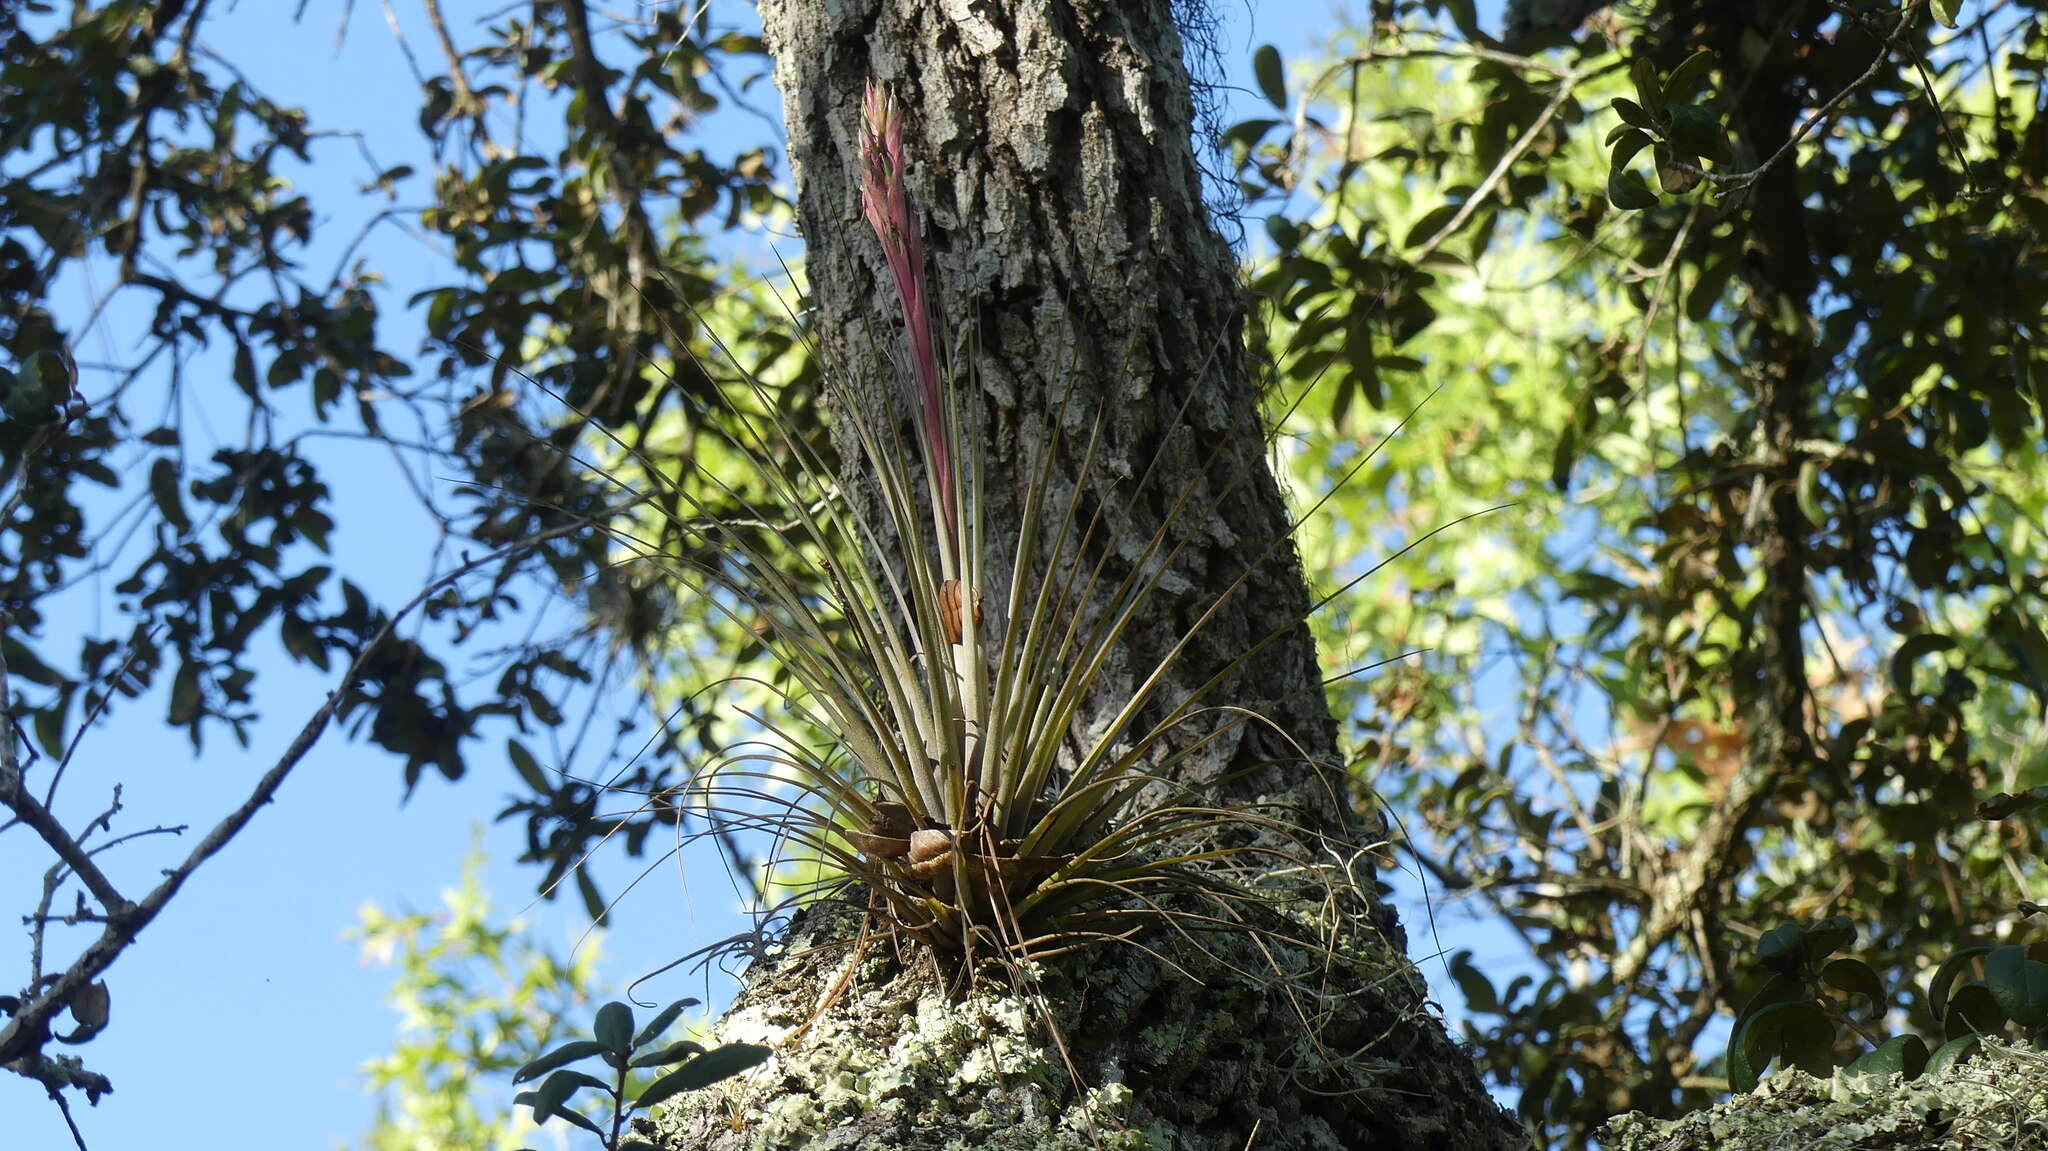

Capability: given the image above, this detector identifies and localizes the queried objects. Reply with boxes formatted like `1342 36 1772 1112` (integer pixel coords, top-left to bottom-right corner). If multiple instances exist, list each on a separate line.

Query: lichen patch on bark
648 896 1515 1151
1602 1040 2048 1151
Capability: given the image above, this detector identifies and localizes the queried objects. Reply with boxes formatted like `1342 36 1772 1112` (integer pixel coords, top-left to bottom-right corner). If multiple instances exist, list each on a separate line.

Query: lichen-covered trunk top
649 1 1520 1147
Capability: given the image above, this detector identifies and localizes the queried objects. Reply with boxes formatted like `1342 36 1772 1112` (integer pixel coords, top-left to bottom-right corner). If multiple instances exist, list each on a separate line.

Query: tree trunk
649 2 1518 1147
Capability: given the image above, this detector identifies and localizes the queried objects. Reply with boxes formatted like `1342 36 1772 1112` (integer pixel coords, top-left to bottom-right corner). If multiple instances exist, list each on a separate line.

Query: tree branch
0 672 132 920
1679 1 1925 193
0 518 601 1075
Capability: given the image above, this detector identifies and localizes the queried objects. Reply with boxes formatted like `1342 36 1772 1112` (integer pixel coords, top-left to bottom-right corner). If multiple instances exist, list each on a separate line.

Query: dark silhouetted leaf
150 458 190 534
595 1001 635 1054
1755 924 1803 969
632 1043 772 1111
1843 1034 1927 1084
1611 97 1656 130
1665 104 1732 164
1821 958 1885 1008
1608 168 1657 210
1985 945 2048 1027
1449 951 1499 1014
1930 948 1992 1021
507 739 551 794
1926 1034 1983 1077
1730 1000 1828 1093
1609 127 1653 171
1253 44 1287 109
514 1039 608 1084
1804 916 1855 963
1945 982 2007 1038
1665 50 1716 102
1892 633 1958 695
1630 58 1663 113
634 999 700 1049
631 1039 708 1068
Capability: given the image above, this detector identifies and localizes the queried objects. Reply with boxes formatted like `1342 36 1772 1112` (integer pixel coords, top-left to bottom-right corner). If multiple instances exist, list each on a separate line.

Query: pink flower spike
858 81 957 567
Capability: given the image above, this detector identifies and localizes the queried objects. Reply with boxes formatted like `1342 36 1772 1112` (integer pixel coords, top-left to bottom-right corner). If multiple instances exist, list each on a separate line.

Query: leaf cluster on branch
1232 0 2048 1143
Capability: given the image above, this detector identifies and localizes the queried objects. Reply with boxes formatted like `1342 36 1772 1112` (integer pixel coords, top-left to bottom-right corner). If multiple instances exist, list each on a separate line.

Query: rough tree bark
650 2 1519 1148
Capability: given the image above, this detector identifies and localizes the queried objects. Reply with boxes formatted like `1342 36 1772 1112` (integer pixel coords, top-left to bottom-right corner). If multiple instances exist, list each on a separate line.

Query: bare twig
421 0 483 123
1409 67 1589 266
46 629 162 809
1607 739 1776 989
48 1079 90 1151
0 688 132 919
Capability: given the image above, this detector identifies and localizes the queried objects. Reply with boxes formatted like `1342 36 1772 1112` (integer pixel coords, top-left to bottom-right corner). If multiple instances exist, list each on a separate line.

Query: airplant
578 81 1465 967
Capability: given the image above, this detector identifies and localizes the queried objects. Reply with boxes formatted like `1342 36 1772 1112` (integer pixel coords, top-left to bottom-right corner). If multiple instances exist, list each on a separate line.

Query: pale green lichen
1602 1039 2048 1151
643 882 1509 1151
649 950 1157 1151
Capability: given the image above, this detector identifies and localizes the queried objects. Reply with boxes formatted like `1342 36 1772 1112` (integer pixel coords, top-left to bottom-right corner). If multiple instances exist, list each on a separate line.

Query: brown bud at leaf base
939 579 982 644
906 828 955 880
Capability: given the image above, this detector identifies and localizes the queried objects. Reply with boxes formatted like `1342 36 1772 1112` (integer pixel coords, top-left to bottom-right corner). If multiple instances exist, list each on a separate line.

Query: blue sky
4 2 1522 1148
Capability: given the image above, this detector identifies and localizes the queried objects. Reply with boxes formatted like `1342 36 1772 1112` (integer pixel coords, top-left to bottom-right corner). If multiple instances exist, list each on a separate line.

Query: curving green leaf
1984 945 2048 1028
632 1043 773 1111
1821 957 1885 1008
1929 946 1993 1021
1611 97 1657 130
1804 916 1855 963
1843 1034 1928 1084
1629 58 1664 114
1945 982 2007 1039
1404 204 1463 250
631 1039 709 1068
634 998 701 1049
1608 168 1658 211
595 1000 636 1054
1730 1000 1829 1092
1796 459 1826 527
1665 49 1717 102
1609 128 1654 171
1735 972 1805 1026
1755 924 1804 970
1926 1033 1983 1077
1253 44 1287 109
1780 1003 1837 1078
531 1067 602 1122
1665 104 1733 164
513 1039 608 1085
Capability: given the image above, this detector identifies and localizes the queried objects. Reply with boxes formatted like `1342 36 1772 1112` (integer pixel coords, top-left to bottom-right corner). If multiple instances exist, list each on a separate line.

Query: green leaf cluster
1723 914 2048 1095
510 998 769 1150
1228 1 2048 1143
1606 50 1731 207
